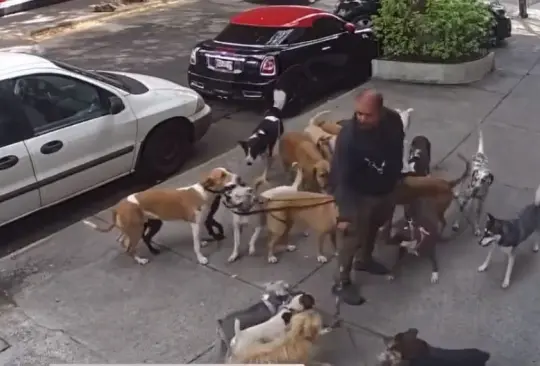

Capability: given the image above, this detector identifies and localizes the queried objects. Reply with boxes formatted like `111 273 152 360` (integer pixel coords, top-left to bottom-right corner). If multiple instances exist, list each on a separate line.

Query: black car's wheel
136 118 193 180
351 15 373 29
282 72 310 118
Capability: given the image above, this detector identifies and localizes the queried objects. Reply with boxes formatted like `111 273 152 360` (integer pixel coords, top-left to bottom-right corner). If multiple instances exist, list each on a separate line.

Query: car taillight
190 47 200 65
260 56 277 76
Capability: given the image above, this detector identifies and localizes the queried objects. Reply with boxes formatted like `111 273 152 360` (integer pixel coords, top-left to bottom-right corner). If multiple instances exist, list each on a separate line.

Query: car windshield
215 24 295 46
51 60 131 93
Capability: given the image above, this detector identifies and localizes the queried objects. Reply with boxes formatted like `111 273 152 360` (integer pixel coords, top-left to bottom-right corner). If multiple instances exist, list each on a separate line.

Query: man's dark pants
336 192 395 283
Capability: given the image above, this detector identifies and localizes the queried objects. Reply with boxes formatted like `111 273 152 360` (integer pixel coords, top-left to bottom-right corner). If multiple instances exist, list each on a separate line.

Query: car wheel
282 73 310 118
137 118 193 180
351 15 373 30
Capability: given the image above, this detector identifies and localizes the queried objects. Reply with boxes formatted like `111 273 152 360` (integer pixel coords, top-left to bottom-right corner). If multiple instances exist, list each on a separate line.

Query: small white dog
229 292 315 357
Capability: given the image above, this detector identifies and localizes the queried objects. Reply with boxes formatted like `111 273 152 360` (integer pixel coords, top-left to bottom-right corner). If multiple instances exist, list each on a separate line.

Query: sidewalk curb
0 0 71 18
29 0 185 40
0 87 361 264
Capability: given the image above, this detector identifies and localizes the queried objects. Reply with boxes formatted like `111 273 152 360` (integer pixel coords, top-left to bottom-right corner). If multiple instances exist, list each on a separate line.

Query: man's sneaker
331 281 366 306
354 259 389 275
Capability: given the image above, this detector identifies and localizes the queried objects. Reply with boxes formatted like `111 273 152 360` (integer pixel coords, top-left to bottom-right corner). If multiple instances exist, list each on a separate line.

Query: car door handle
40 140 63 155
321 46 331 51
0 155 19 170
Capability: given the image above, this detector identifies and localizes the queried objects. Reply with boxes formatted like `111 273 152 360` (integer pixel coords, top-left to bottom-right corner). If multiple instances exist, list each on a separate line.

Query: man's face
354 97 380 129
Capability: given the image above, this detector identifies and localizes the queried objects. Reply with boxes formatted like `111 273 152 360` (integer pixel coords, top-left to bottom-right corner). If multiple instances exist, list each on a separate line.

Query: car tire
282 72 311 118
136 118 193 180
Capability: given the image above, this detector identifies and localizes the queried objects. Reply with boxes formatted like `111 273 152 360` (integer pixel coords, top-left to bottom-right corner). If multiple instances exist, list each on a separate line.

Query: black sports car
333 0 511 46
187 5 378 114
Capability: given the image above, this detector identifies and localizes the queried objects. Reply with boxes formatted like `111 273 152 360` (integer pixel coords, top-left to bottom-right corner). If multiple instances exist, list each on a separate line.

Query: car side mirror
109 96 124 115
344 23 356 33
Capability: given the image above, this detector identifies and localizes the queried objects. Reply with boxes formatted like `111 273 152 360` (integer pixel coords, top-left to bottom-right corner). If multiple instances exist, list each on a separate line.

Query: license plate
215 58 233 71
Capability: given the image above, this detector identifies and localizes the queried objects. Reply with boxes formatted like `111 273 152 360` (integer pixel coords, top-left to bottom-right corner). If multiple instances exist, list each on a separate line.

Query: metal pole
519 0 528 18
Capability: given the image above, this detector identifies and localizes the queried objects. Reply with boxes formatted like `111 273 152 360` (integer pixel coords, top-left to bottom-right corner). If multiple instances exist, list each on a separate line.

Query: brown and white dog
83 167 240 265
279 131 331 192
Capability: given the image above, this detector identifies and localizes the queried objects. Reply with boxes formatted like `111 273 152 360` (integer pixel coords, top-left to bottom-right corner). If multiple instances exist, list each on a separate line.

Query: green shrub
372 0 492 63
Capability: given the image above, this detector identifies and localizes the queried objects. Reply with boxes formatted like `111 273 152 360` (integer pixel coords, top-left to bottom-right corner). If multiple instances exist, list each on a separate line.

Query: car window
0 89 34 148
5 74 110 135
215 24 294 45
311 17 345 39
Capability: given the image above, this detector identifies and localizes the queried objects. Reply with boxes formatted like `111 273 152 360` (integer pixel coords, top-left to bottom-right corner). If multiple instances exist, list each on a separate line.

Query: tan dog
248 190 338 263
83 167 239 265
279 131 330 192
304 110 337 161
229 310 326 365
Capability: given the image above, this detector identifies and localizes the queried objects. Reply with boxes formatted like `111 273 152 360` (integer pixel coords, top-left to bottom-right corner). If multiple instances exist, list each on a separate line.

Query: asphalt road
0 0 344 256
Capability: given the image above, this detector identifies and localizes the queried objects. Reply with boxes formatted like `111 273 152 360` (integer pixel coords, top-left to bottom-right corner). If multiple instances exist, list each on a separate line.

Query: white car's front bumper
189 103 213 141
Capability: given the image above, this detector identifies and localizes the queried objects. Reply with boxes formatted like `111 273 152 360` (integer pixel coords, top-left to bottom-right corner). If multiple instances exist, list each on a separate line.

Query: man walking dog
329 89 405 305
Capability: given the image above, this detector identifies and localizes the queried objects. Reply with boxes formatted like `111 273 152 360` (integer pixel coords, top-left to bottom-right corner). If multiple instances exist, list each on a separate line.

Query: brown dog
83 167 239 265
304 110 337 161
247 190 338 264
279 131 331 192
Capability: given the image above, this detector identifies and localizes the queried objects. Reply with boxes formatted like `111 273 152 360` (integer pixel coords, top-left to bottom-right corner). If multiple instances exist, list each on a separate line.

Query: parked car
333 0 511 46
0 51 212 227
187 5 378 114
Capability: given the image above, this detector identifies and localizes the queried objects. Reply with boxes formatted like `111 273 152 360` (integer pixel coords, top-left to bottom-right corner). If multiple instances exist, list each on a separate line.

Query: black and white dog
407 135 431 176
238 89 287 183
478 184 540 288
452 130 494 236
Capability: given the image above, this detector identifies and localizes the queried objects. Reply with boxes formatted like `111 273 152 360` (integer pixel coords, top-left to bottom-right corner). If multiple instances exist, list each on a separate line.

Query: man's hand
337 221 350 231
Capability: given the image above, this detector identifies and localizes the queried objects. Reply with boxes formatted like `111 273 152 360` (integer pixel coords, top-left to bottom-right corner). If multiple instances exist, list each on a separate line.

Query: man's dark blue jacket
328 107 405 221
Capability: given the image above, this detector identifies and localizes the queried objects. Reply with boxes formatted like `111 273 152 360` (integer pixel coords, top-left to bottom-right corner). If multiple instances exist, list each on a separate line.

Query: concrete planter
372 52 495 84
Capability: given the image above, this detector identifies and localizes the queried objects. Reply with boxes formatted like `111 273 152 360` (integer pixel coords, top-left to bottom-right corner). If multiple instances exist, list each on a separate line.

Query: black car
187 5 378 113
333 0 511 46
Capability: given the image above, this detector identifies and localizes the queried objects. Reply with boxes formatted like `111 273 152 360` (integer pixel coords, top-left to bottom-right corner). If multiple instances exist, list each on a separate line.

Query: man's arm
382 109 405 179
329 123 357 222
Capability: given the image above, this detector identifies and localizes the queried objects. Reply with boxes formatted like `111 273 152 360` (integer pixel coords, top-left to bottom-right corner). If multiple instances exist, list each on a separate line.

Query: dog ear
405 328 419 338
300 293 315 310
486 173 494 185
486 213 495 222
201 176 214 190
281 311 293 324
238 140 248 153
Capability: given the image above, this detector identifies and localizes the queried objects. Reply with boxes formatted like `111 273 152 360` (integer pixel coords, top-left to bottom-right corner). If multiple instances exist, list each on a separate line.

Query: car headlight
190 47 200 65
195 95 205 113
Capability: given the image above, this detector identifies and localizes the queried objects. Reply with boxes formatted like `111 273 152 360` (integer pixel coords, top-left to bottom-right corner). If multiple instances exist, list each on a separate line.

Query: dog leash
227 198 336 216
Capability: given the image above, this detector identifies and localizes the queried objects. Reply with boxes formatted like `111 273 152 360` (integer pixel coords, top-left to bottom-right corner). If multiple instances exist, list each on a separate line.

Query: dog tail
396 108 414 132
309 110 332 127
448 153 471 189
534 184 540 206
273 89 287 111
82 210 117 233
233 318 242 337
477 129 484 155
291 162 303 190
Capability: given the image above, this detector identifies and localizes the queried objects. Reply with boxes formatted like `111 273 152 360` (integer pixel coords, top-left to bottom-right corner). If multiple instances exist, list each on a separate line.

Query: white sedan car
0 51 213 227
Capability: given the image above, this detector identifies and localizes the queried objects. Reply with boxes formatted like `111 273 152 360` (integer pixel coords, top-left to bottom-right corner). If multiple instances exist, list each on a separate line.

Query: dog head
201 168 239 193
382 328 429 361
223 184 257 213
471 168 494 192
288 310 323 342
478 213 504 247
285 292 315 312
313 160 331 192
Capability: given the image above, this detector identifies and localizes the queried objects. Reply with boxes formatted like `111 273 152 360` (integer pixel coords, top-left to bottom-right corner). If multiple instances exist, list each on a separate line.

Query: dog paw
474 228 482 237
317 255 328 263
268 255 278 264
533 244 539 252
248 247 256 256
201 240 209 247
320 327 332 335
430 272 439 284
197 256 209 265
135 257 149 265
477 264 488 272
386 274 395 281
451 223 459 231
302 231 309 237
501 281 510 289
286 245 297 252
228 253 239 263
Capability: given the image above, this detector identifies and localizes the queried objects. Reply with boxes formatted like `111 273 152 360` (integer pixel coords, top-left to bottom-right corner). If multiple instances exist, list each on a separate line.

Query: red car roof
230 6 332 28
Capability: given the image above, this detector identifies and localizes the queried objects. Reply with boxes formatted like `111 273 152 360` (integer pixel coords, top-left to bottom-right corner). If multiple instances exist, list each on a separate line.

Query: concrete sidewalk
1 17 540 366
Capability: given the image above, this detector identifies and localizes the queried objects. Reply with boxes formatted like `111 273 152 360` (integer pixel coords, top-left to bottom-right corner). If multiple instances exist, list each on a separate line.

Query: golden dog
279 131 330 192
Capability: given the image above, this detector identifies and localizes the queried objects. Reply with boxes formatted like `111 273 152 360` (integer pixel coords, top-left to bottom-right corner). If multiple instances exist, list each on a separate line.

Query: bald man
329 89 405 305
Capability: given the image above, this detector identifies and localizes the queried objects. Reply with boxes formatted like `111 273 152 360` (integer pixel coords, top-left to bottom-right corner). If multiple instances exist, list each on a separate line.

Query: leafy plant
372 0 492 63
